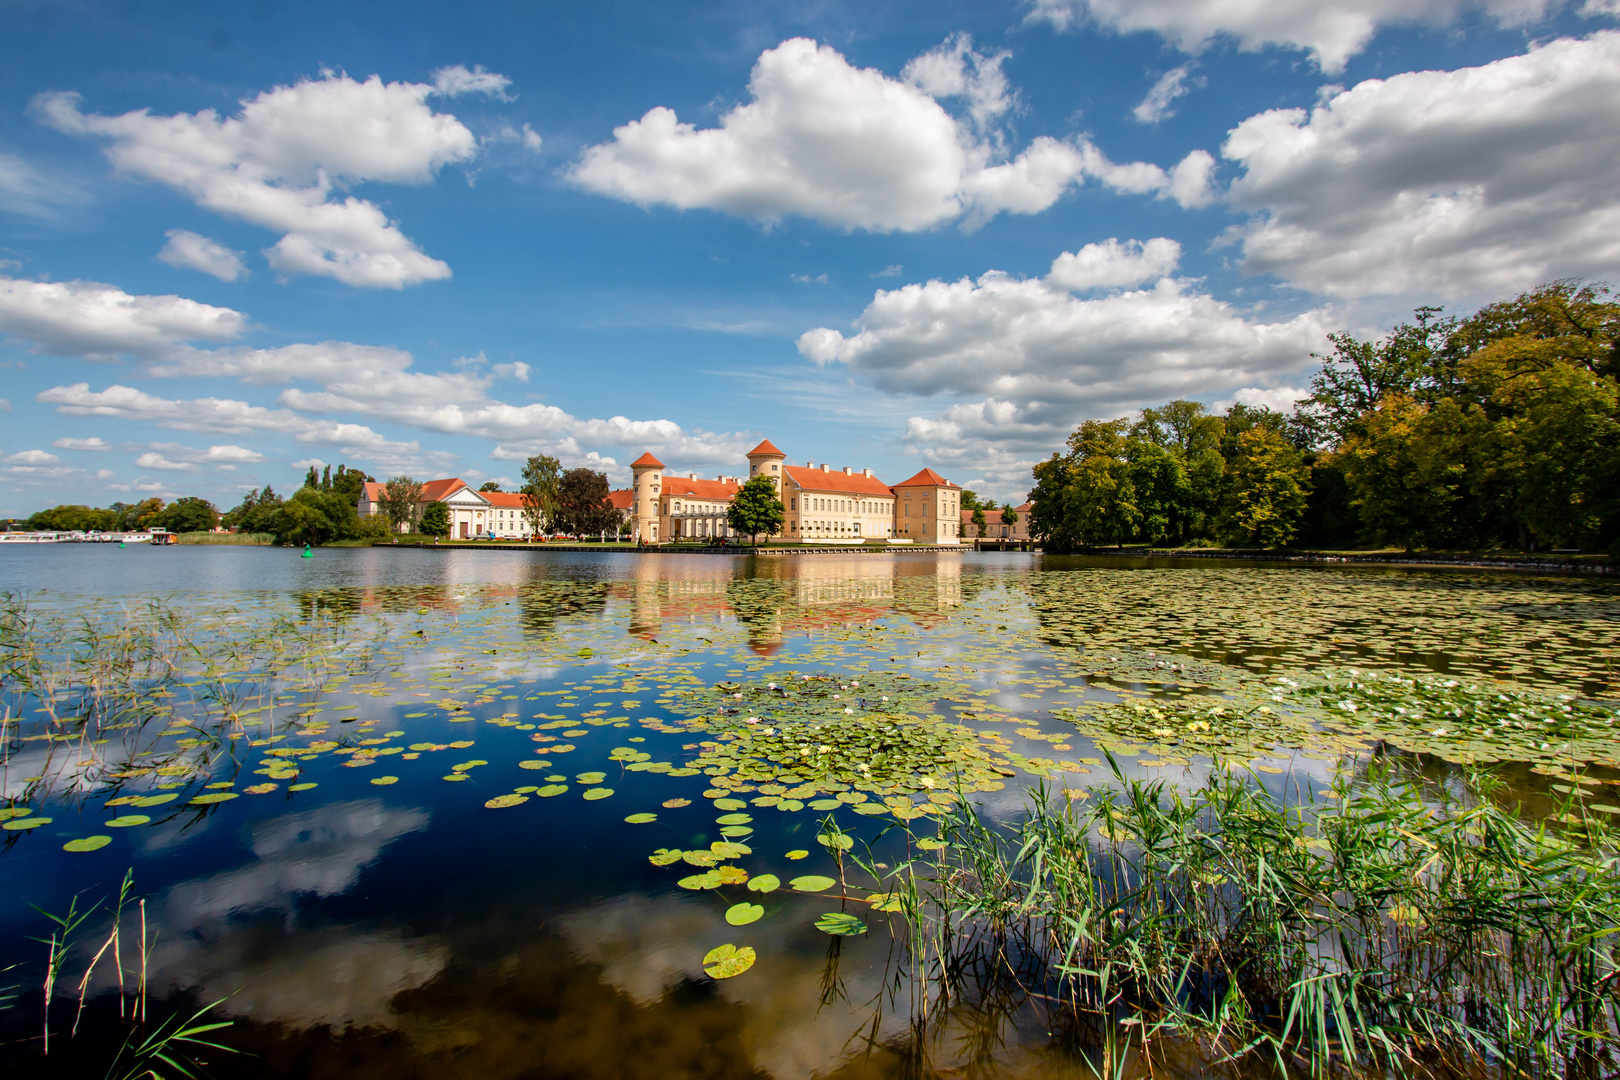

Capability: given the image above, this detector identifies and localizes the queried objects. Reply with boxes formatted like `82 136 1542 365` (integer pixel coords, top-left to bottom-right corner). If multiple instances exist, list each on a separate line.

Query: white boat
0 531 71 543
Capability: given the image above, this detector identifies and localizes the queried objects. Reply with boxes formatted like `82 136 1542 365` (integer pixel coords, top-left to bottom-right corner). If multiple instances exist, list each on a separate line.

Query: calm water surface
1 546 1615 1078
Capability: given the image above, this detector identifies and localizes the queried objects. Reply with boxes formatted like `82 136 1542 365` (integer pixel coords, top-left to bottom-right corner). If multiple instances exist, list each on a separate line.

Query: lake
1 546 1616 1078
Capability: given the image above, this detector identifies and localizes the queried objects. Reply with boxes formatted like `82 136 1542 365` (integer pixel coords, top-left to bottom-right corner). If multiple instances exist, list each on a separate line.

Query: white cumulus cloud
1026 0 1572 73
4 449 61 465
1222 31 1620 300
1046 237 1182 291
0 275 245 358
569 37 1211 233
53 436 110 450
158 230 248 281
35 68 504 288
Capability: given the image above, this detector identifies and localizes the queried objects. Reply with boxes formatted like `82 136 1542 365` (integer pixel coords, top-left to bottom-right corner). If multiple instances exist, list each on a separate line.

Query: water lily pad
777 799 805 812
679 871 723 890
3 817 52 831
817 833 854 851
289 783 318 791
535 784 569 797
916 838 948 851
719 825 753 838
133 793 179 807
486 793 529 808
63 835 112 853
726 902 764 926
791 875 837 892
785 849 809 860
370 776 399 786
662 798 692 808
710 840 751 858
243 783 278 795
715 813 753 825
702 943 755 979
852 803 888 816
624 812 657 823
189 792 238 805
518 760 550 770
582 787 614 800
809 799 843 811
442 774 469 782
105 815 151 827
650 848 684 866
815 911 867 936
0 808 31 820
747 874 780 893
576 771 608 784
713 798 748 811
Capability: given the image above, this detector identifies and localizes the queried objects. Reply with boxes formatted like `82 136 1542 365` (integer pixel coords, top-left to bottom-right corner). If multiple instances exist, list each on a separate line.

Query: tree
1029 453 1084 553
304 465 320 489
479 481 502 492
419 501 451 537
1219 428 1312 548
1000 504 1018 528
520 454 561 538
960 489 984 512
727 474 784 544
555 468 617 535
379 476 425 533
970 506 987 535
157 496 217 534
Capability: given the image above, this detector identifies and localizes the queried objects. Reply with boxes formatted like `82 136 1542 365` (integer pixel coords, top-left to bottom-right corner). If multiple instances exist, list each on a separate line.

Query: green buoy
301 543 313 558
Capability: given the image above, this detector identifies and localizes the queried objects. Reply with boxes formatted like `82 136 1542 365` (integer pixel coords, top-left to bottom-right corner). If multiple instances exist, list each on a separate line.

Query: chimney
843 466 851 475
821 464 828 471
862 468 872 478
689 472 696 479
806 461 814 469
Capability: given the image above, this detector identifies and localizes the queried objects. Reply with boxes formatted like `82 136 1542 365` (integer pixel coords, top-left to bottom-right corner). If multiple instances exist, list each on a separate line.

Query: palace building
621 438 963 545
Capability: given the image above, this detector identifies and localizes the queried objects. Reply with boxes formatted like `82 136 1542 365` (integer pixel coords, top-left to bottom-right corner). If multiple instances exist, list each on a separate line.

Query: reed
880 759 1620 1079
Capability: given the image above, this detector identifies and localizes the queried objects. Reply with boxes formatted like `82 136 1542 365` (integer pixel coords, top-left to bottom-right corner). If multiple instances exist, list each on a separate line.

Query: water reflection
618 555 971 655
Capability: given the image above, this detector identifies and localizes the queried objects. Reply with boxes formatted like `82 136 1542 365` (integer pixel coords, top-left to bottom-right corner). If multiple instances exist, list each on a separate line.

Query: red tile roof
660 476 741 500
607 489 634 510
1015 501 1031 513
419 478 471 502
360 481 385 502
481 491 530 509
631 451 665 468
746 439 785 457
782 465 896 497
892 468 960 490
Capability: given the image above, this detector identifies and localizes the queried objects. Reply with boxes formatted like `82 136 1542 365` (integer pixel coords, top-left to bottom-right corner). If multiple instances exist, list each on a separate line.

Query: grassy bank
872 762 1620 1078
175 532 274 545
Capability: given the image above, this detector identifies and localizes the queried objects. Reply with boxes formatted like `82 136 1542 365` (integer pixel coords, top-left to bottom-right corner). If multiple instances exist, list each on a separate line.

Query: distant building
618 439 964 545
961 502 1031 542
359 479 535 539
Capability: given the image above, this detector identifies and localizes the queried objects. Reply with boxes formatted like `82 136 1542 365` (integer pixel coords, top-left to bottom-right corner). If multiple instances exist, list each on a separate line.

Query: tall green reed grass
882 760 1620 1079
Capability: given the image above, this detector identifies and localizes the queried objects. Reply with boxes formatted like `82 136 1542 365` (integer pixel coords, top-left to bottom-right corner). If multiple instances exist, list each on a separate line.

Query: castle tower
745 439 787 493
630 451 665 542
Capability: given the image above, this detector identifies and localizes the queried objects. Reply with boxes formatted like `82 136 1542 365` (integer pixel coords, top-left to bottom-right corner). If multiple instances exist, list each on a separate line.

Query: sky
2 0 1618 516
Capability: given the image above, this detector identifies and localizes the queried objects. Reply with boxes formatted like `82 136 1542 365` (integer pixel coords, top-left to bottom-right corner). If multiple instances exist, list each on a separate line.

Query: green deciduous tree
520 454 561 537
419 501 450 537
379 476 424 532
554 468 617 535
1219 428 1312 548
970 506 987 535
156 496 218 534
726 474 784 544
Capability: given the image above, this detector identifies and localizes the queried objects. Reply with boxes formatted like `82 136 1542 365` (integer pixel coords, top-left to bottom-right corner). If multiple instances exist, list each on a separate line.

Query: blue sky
2 0 1618 515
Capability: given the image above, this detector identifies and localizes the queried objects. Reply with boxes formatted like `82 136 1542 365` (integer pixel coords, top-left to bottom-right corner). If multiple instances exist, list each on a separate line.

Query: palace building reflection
616 555 965 655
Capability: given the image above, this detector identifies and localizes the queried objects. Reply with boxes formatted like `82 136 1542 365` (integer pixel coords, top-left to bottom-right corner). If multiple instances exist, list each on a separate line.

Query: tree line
21 495 219 534
1029 282 1620 555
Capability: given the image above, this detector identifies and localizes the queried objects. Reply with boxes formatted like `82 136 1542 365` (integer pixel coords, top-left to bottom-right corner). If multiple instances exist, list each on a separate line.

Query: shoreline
1058 546 1616 575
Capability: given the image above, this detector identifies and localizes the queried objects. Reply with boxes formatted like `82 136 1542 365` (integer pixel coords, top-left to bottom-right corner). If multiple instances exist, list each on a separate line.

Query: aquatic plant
895 761 1620 1078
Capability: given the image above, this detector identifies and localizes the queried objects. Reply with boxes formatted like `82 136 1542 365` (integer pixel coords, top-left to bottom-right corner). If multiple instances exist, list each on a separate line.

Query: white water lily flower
844 707 854 715
763 728 775 736
746 717 759 725
919 776 937 789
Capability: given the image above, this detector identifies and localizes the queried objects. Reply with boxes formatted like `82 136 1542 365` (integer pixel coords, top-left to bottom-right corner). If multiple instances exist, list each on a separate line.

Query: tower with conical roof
745 438 786 493
630 451 664 542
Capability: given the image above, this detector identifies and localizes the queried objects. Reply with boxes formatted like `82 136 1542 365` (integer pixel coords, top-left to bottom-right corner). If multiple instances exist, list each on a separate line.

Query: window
771 464 778 472
791 498 796 510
